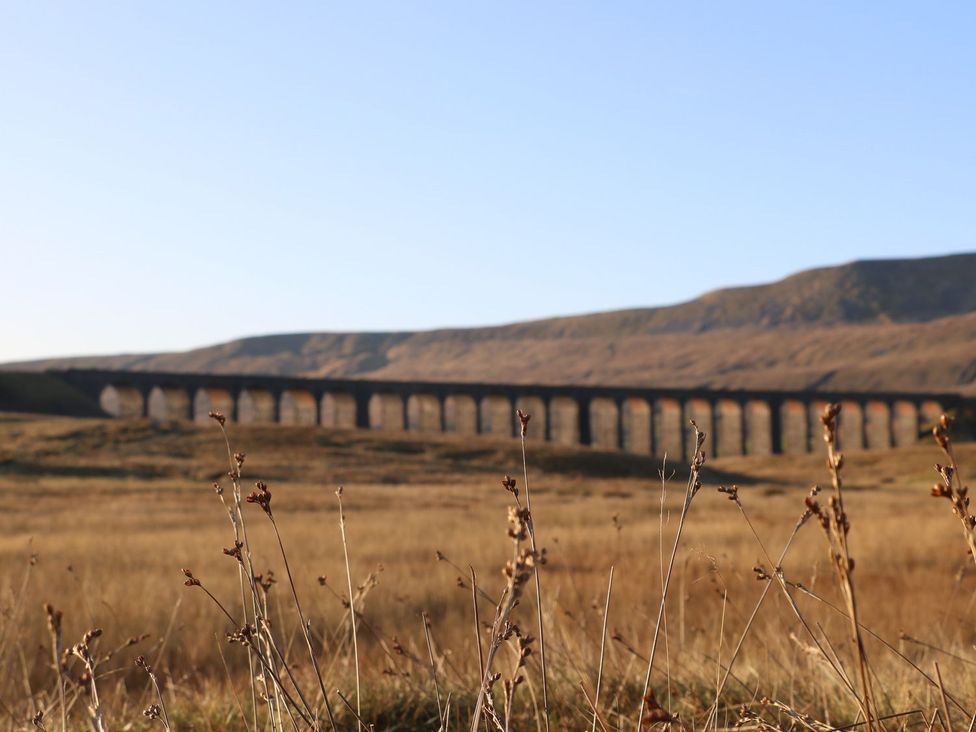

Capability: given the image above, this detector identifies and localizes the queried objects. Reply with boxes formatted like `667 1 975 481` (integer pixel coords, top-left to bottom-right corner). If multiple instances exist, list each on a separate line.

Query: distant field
1 412 974 730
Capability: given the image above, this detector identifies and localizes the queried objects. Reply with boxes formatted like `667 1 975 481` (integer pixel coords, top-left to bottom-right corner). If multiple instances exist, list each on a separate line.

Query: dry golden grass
1 411 975 730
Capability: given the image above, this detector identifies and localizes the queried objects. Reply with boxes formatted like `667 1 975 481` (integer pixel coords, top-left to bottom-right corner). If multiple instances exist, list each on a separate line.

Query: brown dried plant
469 483 542 732
703 484 813 730
135 655 171 731
635 420 706 730
515 407 551 732
501 626 533 732
251 476 339 730
68 628 106 732
207 413 335 731
43 603 66 732
805 403 877 731
931 414 976 568
590 565 614 732
336 484 364 727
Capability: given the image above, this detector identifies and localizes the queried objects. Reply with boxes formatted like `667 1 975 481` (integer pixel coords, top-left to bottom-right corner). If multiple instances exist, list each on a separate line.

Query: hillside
6 253 976 393
0 373 104 416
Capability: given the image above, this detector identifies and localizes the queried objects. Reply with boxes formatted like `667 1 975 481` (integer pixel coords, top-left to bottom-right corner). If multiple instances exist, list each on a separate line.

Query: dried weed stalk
805 403 877 731
468 482 542 732
635 421 706 730
135 655 171 731
68 628 106 732
44 604 66 732
931 415 976 568
336 484 363 726
516 407 550 732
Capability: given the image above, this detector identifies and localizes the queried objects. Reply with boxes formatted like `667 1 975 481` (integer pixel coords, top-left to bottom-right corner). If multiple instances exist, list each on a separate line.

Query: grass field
1 411 974 730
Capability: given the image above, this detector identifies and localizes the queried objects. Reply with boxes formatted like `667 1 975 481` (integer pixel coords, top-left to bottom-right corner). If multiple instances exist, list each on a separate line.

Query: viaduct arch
53 369 965 461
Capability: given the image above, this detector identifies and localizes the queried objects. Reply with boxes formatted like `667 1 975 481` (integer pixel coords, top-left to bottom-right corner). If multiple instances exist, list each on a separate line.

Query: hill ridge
4 253 976 394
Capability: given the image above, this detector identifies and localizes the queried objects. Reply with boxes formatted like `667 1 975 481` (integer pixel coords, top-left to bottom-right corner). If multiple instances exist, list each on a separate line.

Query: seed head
934 416 952 452
222 541 244 563
254 570 277 595
507 505 530 541
502 475 519 498
516 409 531 437
226 624 255 645
246 481 273 516
44 603 62 635
718 485 740 504
181 568 201 587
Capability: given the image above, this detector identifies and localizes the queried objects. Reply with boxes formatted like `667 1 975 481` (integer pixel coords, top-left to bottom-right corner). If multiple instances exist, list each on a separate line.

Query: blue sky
2 2 973 361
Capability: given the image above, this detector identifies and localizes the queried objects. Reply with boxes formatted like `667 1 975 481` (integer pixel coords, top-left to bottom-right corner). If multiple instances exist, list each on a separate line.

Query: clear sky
2 2 973 362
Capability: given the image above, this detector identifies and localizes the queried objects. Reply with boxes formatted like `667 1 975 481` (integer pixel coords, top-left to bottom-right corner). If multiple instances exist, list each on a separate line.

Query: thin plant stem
635 422 705 730
936 663 955 732
518 415 550 732
215 423 268 732
214 633 250 730
713 588 728 732
469 502 535 732
820 405 877 731
591 565 613 732
269 515 340 730
191 574 315 728
579 681 611 732
43 606 66 732
337 486 362 721
422 612 444 724
738 496 866 712
470 566 490 732
470 566 486 685
140 661 172 732
336 689 371 732
210 429 319 728
784 575 970 716
701 493 807 729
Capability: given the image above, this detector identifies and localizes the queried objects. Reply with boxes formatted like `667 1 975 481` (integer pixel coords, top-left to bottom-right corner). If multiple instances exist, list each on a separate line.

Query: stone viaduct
48 368 963 460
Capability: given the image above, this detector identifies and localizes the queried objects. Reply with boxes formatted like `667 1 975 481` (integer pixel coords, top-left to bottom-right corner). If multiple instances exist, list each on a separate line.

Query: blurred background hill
5 252 975 394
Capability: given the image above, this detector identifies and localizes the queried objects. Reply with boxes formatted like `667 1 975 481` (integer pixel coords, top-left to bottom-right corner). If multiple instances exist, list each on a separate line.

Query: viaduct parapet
47 368 963 460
